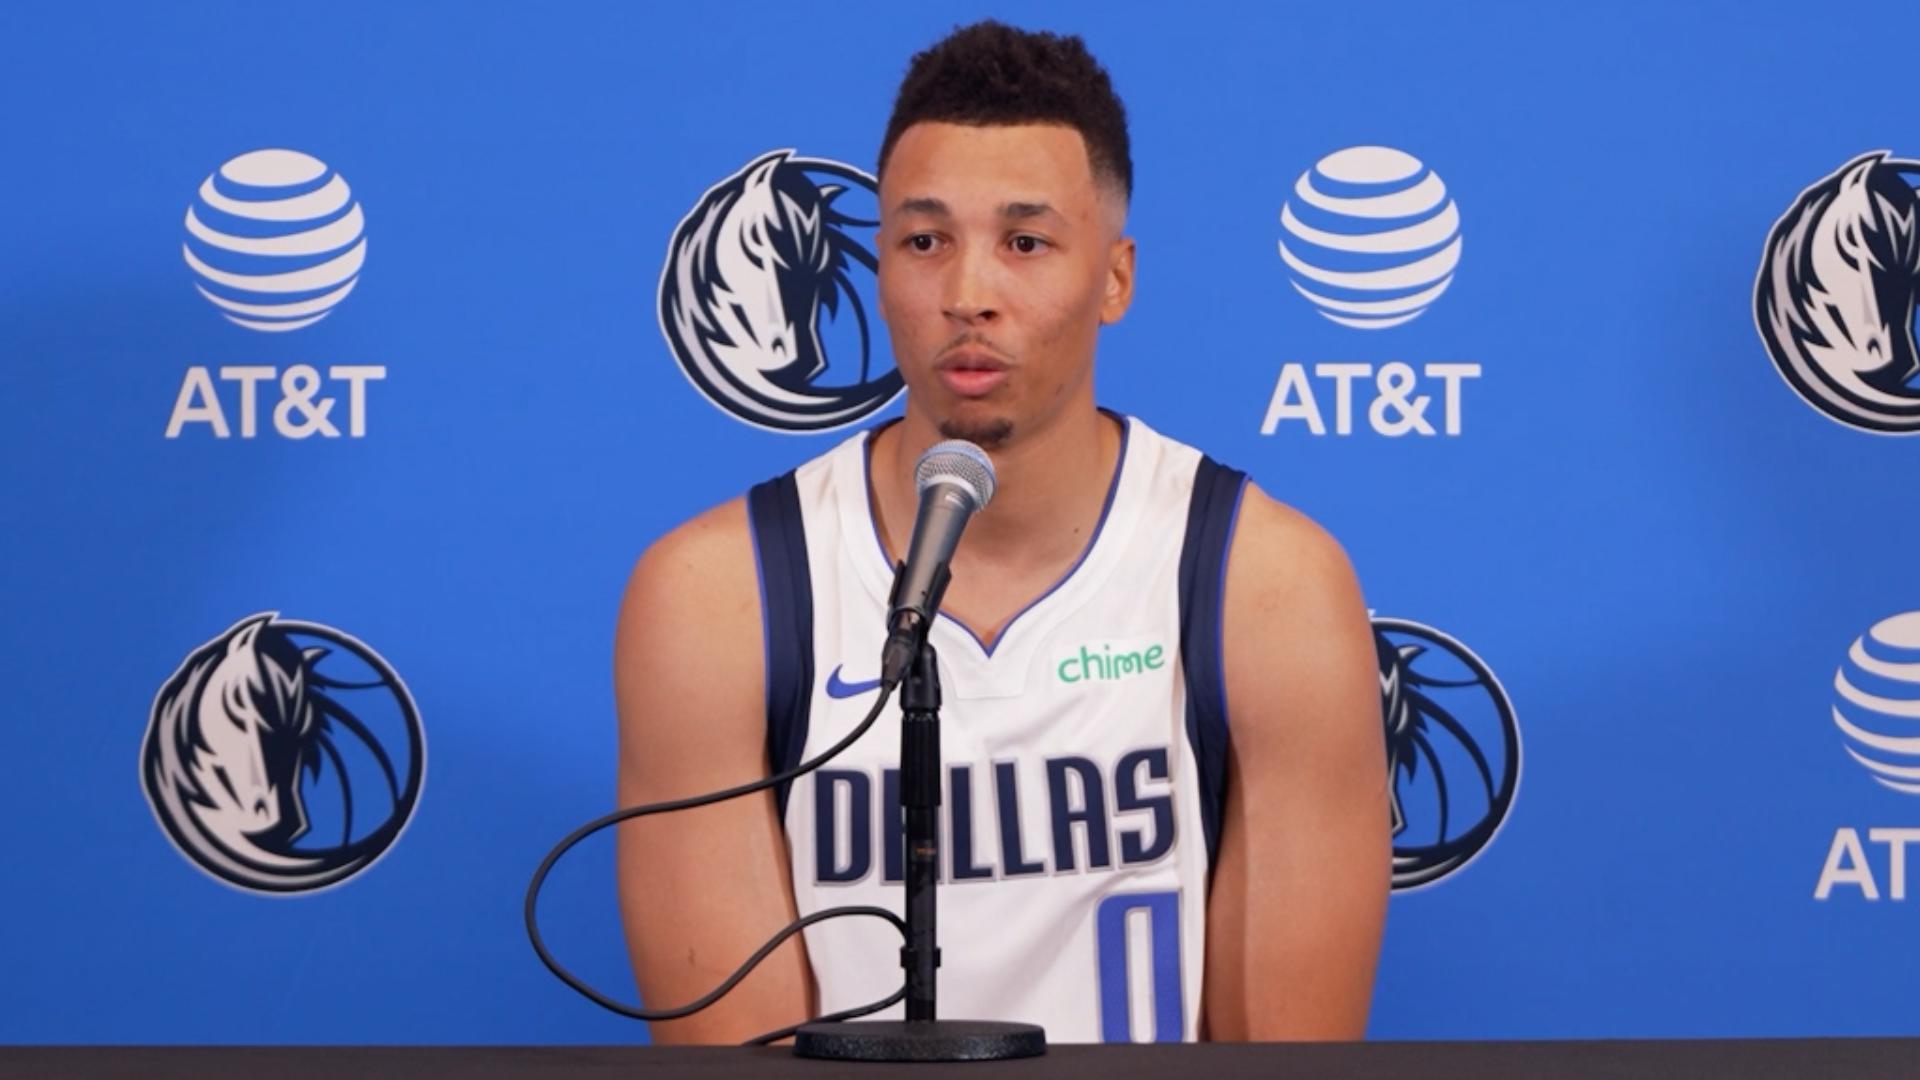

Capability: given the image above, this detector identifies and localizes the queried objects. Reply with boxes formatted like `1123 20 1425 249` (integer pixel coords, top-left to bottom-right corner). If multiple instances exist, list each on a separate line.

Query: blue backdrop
4 0 1919 1043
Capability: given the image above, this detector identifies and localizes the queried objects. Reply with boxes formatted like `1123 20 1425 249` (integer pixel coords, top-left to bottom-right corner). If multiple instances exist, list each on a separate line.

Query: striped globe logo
1833 611 1920 795
182 149 366 332
1278 146 1461 330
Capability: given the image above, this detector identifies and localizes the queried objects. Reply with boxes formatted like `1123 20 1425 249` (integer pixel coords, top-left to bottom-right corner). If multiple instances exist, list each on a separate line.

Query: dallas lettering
813 748 1177 885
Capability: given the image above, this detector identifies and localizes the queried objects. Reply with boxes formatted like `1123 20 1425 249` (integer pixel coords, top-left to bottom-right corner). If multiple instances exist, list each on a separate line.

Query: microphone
879 440 996 687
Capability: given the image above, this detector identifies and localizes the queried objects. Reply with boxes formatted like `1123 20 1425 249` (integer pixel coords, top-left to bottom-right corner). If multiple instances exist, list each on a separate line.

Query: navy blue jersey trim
1177 456 1248 881
748 472 814 821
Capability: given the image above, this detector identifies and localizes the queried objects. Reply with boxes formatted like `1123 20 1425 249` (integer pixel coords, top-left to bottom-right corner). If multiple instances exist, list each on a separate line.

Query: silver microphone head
914 440 997 511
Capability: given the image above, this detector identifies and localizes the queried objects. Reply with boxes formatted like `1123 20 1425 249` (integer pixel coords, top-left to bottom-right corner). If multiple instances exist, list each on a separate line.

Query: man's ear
1100 235 1136 325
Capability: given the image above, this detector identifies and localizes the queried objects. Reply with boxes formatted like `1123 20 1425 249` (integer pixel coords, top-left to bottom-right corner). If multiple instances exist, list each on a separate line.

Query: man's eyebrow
890 198 1065 222
1001 201 1061 222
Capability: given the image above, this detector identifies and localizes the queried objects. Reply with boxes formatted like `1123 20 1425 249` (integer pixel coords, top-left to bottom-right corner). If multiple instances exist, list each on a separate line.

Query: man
615 21 1387 1044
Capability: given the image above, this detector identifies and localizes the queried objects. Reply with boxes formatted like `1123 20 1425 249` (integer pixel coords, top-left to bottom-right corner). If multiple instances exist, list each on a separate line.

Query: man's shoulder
624 421 868 613
1217 482 1372 738
614 495 765 741
1226 482 1355 597
633 496 754 595
620 496 760 670
1108 416 1352 609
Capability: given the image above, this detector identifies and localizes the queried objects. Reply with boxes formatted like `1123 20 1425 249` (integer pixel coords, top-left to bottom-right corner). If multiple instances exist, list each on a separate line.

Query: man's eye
908 234 939 253
1012 235 1047 254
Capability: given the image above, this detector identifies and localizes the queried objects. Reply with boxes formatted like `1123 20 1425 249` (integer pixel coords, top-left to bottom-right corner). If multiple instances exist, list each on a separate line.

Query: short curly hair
879 20 1132 201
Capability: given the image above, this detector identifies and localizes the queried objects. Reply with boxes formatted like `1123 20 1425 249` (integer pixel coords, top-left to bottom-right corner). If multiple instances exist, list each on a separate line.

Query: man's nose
942 241 1000 324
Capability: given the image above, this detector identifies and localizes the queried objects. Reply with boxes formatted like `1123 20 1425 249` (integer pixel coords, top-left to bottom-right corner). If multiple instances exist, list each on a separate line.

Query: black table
5 1041 1916 1079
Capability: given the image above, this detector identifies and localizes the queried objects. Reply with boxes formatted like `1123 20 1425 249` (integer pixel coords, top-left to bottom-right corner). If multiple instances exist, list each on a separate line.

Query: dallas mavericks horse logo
140 613 425 894
1373 617 1520 890
659 149 903 432
1755 151 1920 434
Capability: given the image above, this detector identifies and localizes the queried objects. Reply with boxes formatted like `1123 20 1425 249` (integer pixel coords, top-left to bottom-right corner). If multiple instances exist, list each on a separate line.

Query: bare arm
1202 484 1390 1040
613 498 815 1043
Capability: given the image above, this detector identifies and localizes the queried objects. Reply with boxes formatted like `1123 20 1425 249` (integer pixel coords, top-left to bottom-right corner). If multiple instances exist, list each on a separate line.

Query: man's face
876 122 1133 450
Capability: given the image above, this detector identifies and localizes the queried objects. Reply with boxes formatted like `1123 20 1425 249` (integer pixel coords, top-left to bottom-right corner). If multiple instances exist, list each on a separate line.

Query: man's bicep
614 501 768 799
613 500 814 1044
1203 487 1389 1041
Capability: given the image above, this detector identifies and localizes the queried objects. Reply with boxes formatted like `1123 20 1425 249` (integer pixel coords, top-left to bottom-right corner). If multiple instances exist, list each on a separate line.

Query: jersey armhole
1176 456 1248 882
748 472 814 821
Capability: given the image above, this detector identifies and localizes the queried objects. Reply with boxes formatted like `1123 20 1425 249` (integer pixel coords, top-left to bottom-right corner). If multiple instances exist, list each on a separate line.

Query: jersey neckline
857 409 1135 660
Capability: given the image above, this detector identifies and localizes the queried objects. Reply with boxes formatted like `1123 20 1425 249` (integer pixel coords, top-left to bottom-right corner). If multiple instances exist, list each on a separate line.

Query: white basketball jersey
746 413 1246 1043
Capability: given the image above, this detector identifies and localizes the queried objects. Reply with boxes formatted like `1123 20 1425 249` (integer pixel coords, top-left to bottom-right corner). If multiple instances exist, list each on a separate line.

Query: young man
615 21 1387 1044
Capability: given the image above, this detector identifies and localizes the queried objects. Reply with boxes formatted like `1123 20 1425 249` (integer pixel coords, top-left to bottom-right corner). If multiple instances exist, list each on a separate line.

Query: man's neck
871 399 1123 580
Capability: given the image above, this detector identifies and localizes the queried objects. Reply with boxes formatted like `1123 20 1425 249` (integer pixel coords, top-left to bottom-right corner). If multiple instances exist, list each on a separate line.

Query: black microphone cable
524 684 906 1046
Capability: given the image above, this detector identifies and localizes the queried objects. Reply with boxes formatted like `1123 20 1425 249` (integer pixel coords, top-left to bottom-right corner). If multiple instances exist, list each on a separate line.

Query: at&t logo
184 149 365 331
166 149 386 440
1278 146 1461 329
1262 146 1481 439
1815 611 1920 901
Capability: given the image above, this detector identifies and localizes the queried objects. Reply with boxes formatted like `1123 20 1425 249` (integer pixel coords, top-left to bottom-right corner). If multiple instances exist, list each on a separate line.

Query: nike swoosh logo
825 665 883 699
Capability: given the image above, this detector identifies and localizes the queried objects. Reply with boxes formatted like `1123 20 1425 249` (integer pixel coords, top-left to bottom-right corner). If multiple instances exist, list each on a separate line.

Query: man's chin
937 415 1015 451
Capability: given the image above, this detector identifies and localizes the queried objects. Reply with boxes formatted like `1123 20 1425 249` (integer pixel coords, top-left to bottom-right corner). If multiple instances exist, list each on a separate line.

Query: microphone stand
793 566 1047 1061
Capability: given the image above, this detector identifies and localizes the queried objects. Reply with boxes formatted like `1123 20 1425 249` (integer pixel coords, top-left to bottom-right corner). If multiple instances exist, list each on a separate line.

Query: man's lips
937 350 1010 398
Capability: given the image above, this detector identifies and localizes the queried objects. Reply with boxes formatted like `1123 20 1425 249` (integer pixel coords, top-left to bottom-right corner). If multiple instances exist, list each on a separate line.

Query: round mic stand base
794 1020 1046 1062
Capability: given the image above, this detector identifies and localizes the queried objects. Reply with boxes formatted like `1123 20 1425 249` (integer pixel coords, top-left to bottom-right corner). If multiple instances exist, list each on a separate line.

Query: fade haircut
878 20 1133 202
